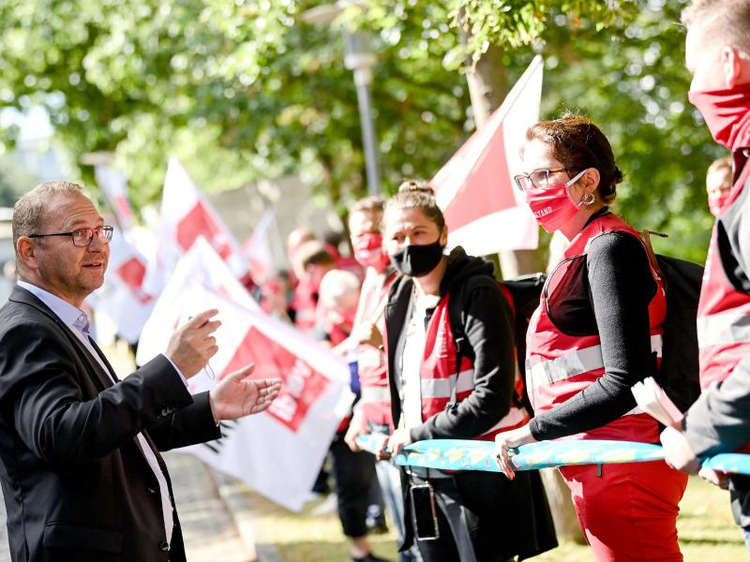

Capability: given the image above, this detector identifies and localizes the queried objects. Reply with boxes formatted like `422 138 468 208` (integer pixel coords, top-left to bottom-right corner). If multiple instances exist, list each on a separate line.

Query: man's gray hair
682 0 750 52
13 181 84 254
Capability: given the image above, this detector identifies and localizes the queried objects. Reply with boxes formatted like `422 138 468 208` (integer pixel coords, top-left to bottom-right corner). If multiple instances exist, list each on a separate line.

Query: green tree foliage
0 0 721 261
0 153 40 207
0 0 471 212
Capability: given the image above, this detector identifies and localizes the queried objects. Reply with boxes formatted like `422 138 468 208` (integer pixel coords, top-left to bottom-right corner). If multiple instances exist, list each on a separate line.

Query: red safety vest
526 214 665 443
356 268 396 427
419 293 529 442
291 276 318 333
697 160 750 452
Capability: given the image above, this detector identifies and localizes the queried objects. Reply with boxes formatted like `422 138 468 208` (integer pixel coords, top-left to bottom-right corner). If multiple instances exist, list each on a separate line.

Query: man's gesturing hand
209 364 282 421
165 310 221 378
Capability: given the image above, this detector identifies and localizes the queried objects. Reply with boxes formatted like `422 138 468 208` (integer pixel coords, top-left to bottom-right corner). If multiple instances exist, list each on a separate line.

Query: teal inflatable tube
356 435 664 472
355 435 750 475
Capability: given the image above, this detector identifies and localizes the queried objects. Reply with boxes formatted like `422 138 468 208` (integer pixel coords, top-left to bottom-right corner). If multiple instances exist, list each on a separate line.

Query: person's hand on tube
660 426 702 475
495 423 536 480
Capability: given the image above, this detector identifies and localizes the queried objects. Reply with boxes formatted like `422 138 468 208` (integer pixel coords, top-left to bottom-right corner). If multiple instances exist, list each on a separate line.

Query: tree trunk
463 42 585 544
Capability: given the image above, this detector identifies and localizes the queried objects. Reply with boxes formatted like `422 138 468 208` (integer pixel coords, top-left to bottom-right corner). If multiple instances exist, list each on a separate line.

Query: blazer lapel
9 286 115 392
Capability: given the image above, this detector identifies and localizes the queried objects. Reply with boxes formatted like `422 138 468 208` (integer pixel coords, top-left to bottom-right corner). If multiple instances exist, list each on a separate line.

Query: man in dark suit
0 181 281 562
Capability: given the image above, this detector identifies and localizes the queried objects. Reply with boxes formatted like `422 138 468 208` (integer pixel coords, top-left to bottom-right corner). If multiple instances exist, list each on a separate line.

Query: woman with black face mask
375 181 557 562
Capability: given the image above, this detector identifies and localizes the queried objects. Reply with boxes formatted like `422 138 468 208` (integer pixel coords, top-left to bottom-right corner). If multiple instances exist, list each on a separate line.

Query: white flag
137 241 352 511
143 157 249 295
95 165 135 232
432 55 544 256
136 236 258 365
241 207 276 283
96 228 154 344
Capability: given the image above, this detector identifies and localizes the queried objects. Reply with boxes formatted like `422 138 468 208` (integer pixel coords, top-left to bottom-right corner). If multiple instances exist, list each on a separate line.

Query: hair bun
613 165 624 185
398 179 435 196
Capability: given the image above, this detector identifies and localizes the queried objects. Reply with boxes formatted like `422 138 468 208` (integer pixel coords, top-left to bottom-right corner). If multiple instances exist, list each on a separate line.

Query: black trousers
330 432 378 538
407 470 557 562
730 473 750 528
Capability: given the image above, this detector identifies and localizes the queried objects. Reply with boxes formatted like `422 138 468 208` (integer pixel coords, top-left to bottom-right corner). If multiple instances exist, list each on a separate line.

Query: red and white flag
432 55 544 256
95 165 135 232
95 228 155 344
143 157 249 295
242 207 276 283
136 240 352 511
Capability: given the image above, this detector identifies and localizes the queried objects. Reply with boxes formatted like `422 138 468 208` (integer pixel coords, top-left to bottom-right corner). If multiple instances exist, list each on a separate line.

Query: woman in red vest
494 114 688 561
376 181 557 562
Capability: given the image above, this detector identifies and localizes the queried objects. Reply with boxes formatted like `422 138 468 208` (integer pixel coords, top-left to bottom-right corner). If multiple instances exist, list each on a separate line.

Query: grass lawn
247 475 747 562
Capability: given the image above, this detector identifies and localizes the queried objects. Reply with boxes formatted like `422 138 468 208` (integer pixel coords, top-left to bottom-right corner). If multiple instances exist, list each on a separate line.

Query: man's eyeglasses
514 167 574 192
29 225 114 247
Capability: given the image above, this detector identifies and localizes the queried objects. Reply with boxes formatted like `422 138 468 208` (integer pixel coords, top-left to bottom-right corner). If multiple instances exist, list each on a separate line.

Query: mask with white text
524 169 589 233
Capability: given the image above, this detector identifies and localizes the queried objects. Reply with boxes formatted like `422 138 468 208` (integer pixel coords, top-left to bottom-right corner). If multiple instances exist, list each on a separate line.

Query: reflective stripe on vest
527 334 663 390
697 310 750 347
361 385 391 403
419 293 528 437
421 369 474 399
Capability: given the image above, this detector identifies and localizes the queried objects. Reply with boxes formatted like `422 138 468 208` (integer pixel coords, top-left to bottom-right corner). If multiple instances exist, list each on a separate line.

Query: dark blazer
0 286 222 562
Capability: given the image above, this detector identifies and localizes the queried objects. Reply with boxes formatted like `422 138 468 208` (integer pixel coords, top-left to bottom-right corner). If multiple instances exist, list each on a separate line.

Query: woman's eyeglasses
513 167 574 192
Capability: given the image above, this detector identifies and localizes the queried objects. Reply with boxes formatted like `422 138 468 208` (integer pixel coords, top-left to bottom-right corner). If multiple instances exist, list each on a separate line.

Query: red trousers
559 460 688 562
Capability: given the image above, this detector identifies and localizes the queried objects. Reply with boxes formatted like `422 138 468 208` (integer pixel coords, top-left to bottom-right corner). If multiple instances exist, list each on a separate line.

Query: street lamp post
302 2 381 195
343 33 380 196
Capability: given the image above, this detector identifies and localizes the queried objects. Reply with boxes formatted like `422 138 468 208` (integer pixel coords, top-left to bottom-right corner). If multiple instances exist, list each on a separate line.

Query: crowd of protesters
241 2 750 561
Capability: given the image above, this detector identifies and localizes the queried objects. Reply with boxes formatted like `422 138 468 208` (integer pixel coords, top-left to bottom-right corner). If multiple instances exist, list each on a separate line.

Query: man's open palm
209 365 282 420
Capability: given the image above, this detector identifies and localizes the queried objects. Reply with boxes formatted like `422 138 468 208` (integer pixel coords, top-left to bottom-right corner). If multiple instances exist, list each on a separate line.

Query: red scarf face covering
708 191 732 217
689 82 750 151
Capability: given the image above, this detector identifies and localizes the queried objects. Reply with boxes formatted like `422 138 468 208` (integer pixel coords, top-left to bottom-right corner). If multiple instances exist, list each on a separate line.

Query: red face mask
524 169 588 233
352 233 389 270
708 191 732 217
688 82 750 150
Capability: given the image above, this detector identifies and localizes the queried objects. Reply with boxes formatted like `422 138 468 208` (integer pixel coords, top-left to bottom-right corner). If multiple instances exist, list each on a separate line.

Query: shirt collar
17 280 89 333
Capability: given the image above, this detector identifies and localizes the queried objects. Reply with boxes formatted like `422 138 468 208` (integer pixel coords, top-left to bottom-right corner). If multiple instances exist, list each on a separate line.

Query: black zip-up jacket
384 246 516 442
383 247 558 560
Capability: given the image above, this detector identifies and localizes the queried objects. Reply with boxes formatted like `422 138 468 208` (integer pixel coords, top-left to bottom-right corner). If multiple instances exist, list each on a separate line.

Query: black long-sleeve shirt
529 225 659 441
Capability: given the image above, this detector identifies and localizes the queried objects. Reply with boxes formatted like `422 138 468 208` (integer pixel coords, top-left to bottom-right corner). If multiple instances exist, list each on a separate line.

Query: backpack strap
445 276 517 414
641 229 668 289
